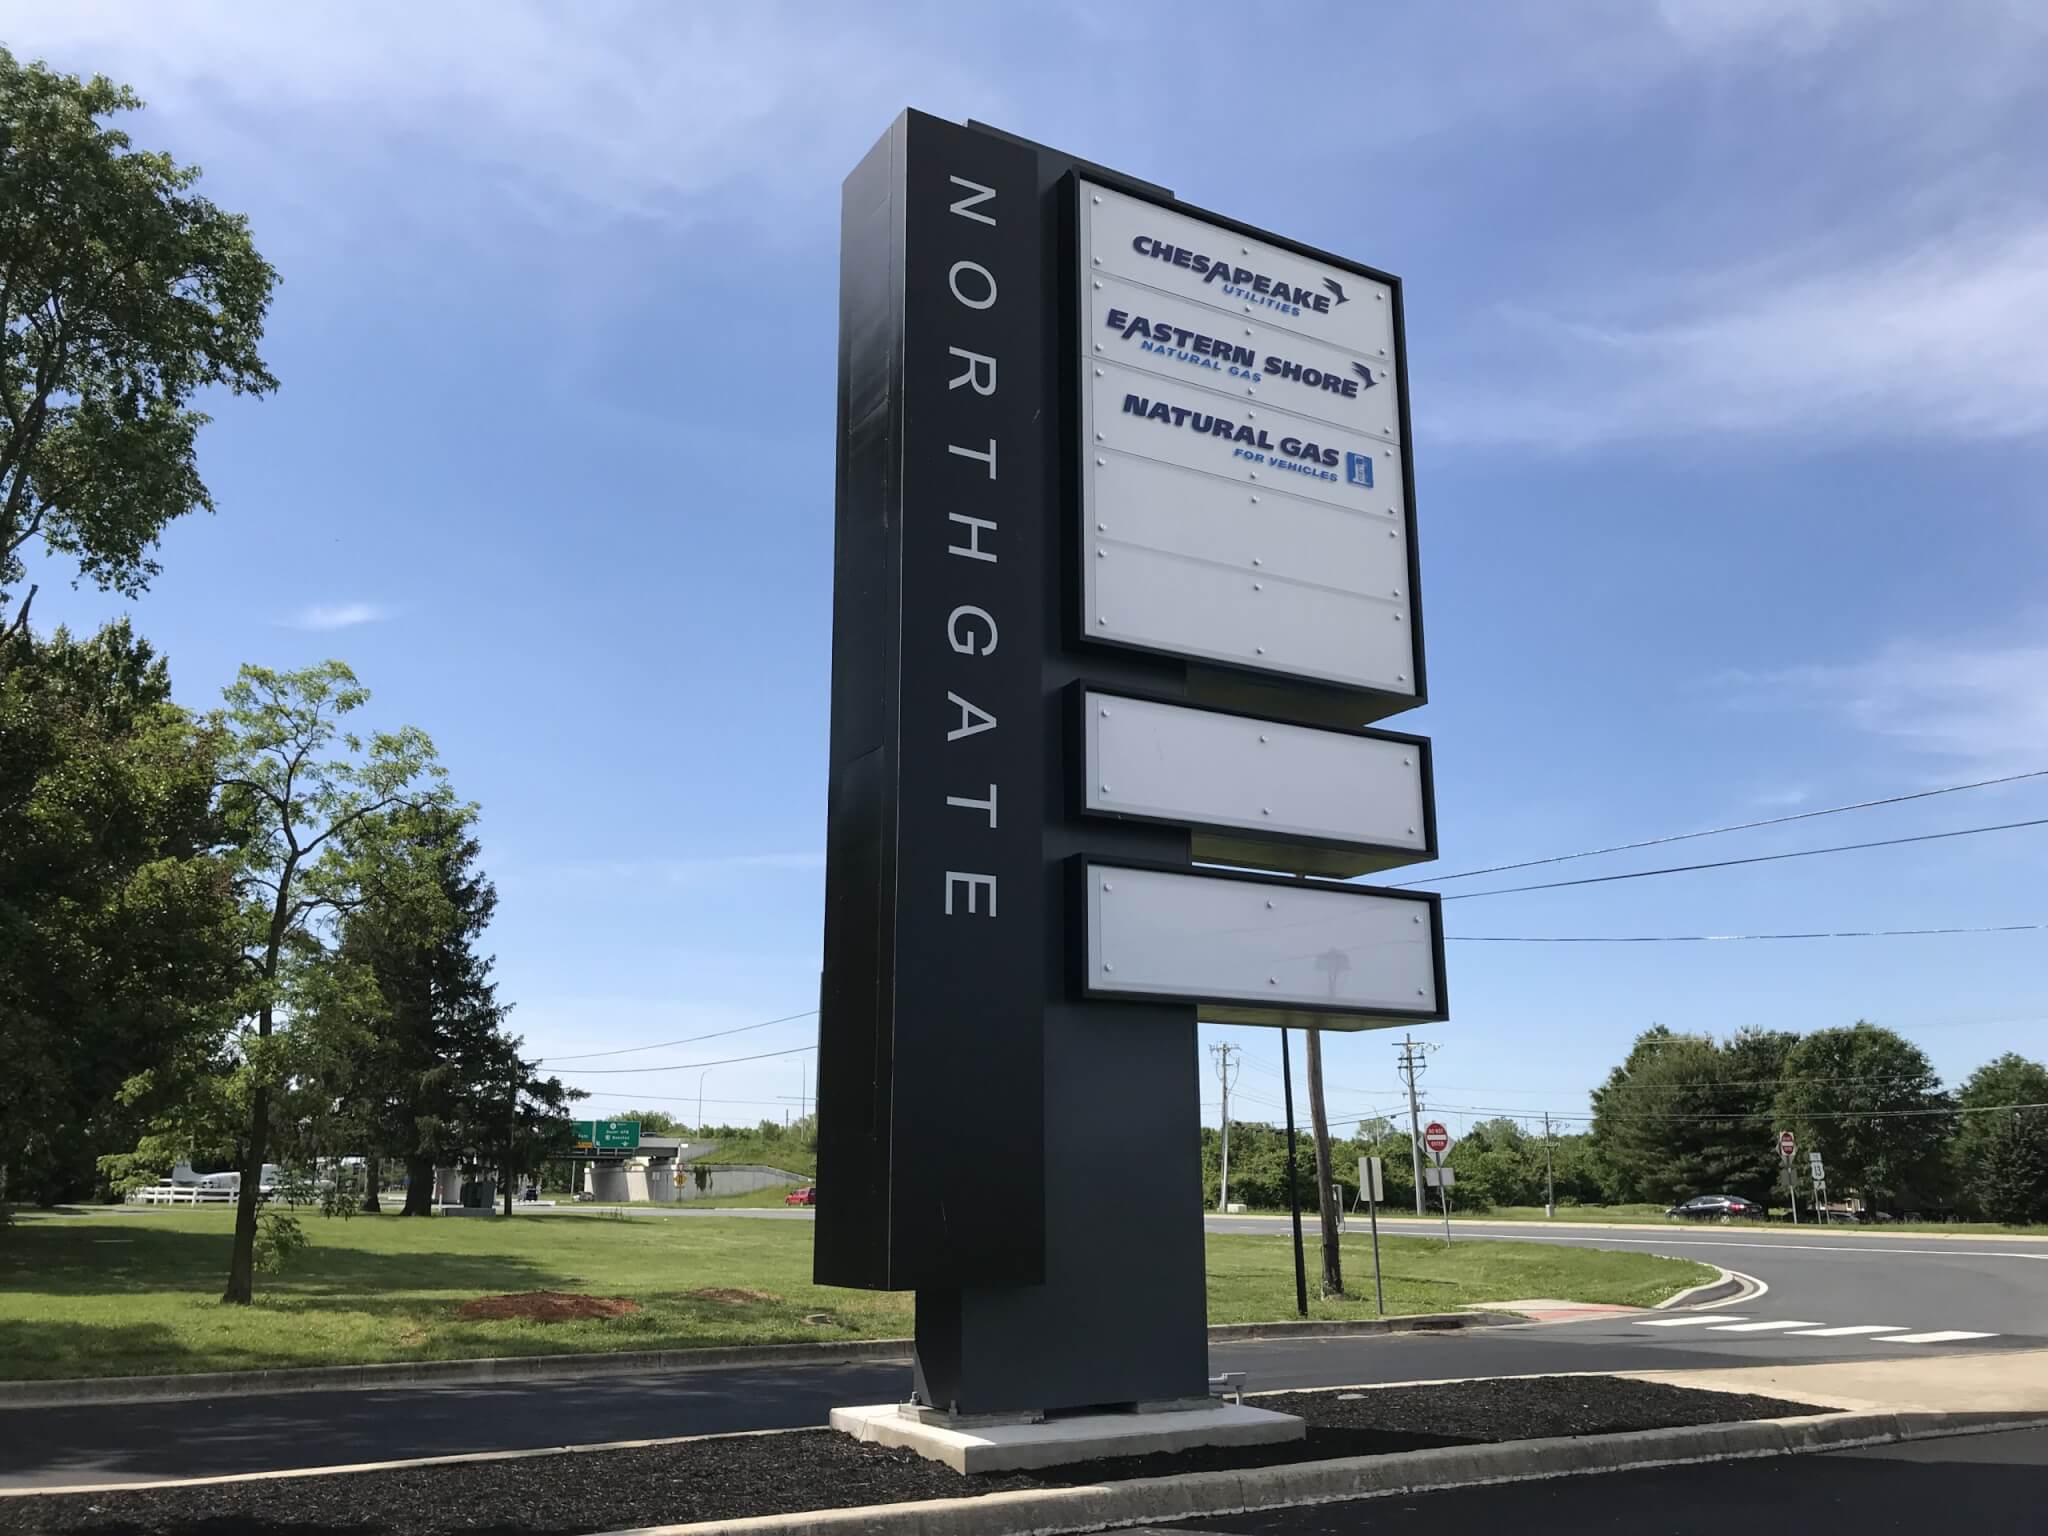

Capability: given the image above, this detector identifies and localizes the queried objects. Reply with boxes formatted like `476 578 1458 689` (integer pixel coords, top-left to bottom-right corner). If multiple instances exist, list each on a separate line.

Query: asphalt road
3 1217 2040 1490
1154 1424 2048 1534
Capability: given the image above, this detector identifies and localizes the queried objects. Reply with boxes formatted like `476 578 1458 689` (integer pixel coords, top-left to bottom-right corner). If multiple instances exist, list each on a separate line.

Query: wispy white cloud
1719 636 2048 775
290 601 388 631
0 1 1001 229
1749 785 1813 809
1433 214 2048 448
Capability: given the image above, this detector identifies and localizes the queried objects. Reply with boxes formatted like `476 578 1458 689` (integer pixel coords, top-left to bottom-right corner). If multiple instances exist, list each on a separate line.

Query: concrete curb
593 1411 2048 1536
0 1313 1515 1409
1655 1264 1765 1311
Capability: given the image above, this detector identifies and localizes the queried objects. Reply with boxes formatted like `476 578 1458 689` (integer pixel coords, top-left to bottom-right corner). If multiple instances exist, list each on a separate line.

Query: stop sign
1424 1122 1451 1155
1778 1129 1797 1158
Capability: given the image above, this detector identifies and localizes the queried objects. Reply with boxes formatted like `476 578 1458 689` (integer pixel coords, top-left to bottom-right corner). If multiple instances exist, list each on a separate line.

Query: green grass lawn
0 1207 1711 1382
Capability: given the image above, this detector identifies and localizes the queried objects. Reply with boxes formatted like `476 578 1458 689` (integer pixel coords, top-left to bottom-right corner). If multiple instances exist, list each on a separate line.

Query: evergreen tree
334 807 573 1214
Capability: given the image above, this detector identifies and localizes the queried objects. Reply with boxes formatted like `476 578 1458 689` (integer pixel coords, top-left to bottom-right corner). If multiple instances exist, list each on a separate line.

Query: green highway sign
571 1119 641 1151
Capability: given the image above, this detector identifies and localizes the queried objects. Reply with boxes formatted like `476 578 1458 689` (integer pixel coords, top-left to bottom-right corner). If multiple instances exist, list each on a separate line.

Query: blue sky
8 2 2046 1142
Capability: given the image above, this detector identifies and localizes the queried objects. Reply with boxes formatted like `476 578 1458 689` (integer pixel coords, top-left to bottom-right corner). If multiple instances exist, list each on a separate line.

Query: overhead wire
1448 922 2048 942
1439 816 2048 901
536 1010 817 1064
1393 767 2048 887
557 1043 816 1076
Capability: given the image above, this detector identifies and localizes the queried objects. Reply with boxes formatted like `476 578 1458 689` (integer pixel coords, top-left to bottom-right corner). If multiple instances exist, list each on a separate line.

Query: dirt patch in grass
684 1287 780 1306
453 1292 642 1323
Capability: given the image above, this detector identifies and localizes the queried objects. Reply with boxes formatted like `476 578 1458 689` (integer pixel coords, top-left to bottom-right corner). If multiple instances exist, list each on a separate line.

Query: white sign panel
1083 863 1443 1029
1084 182 1395 357
1077 179 1417 708
1088 274 1400 442
1358 1156 1385 1203
1090 452 1413 695
1424 1166 1457 1188
1083 690 1430 875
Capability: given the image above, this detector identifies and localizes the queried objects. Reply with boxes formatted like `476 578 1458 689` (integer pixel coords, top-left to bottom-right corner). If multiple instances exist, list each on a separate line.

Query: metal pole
1280 1028 1308 1317
1400 1035 1425 1217
1785 1158 1799 1224
1367 1166 1384 1315
1542 1110 1556 1218
1440 1163 1452 1244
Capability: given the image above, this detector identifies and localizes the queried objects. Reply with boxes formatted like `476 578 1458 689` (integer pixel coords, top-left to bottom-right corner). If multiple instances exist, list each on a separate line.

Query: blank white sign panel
1087 865 1441 1024
1088 274 1400 443
1084 692 1428 860
1091 454 1413 695
1081 182 1396 360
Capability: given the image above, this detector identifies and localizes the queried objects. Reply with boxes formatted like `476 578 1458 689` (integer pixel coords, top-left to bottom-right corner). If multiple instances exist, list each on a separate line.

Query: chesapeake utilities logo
1120 390 1373 489
1131 234 1352 321
1102 306 1379 404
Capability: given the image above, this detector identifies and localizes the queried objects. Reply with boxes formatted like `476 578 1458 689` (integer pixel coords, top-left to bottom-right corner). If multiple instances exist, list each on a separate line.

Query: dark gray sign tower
817 111 1442 1418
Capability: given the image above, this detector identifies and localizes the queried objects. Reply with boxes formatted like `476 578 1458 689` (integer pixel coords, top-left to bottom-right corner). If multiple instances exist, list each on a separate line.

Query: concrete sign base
830 1400 1305 1474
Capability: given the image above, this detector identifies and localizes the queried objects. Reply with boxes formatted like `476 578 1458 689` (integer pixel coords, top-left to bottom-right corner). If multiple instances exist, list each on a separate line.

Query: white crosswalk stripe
1632 1315 1999 1346
1877 1330 1999 1344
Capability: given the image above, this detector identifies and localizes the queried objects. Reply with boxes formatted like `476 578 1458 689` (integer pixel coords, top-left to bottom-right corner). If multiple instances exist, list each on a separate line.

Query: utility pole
1209 1042 1240 1211
1280 1028 1308 1317
1304 1027 1344 1296
1395 1034 1433 1216
1542 1110 1556 1218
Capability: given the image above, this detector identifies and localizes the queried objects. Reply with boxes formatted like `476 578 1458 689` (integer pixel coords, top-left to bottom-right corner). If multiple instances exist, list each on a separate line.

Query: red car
785 1186 818 1207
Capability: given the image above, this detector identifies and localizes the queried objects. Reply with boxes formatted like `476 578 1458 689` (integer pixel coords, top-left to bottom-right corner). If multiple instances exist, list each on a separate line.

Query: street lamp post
698 1068 714 1133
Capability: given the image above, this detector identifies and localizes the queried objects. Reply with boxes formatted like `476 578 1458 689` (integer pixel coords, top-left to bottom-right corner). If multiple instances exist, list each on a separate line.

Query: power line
1394 767 2048 887
1440 817 2048 902
558 1044 815 1076
536 1010 817 1064
1322 1102 2048 1129
1449 922 2048 942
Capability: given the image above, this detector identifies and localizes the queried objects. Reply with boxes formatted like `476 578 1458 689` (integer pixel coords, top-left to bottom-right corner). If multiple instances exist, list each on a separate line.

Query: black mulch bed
2 1376 1828 1536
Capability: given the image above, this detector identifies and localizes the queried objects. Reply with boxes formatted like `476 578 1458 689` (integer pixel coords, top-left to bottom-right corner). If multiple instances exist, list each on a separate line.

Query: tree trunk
222 1081 268 1305
1305 1027 1344 1297
362 1153 381 1214
401 1154 435 1216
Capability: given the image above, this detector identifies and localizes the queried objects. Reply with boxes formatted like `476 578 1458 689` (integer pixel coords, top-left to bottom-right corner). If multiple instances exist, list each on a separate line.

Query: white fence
126 1182 279 1206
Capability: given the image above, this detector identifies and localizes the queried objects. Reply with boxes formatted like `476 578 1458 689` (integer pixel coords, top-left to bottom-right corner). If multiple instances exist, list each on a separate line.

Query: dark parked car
1666 1194 1764 1221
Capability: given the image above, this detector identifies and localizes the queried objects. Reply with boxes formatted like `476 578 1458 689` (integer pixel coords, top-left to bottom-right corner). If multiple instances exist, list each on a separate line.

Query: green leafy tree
0 50 276 653
1952 1055 2048 1224
212 661 449 1304
1590 1027 1800 1206
0 620 239 1206
1978 1116 2048 1226
1774 1023 1953 1216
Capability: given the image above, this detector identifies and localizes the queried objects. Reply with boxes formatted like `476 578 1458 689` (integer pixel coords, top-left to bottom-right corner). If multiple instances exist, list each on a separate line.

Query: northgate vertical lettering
941 174 1003 922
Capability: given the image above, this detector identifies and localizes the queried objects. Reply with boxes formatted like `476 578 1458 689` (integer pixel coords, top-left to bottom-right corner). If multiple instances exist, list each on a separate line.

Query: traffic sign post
1778 1130 1799 1225
1808 1153 1826 1224
1358 1155 1386 1315
1423 1123 1453 1243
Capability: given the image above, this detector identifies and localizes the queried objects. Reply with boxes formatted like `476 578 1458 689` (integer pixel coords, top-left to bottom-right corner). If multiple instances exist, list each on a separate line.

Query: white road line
1362 1230 2047 1262
1878 1330 1999 1344
1707 1320 1822 1332
1786 1325 1908 1337
1632 1315 1750 1328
